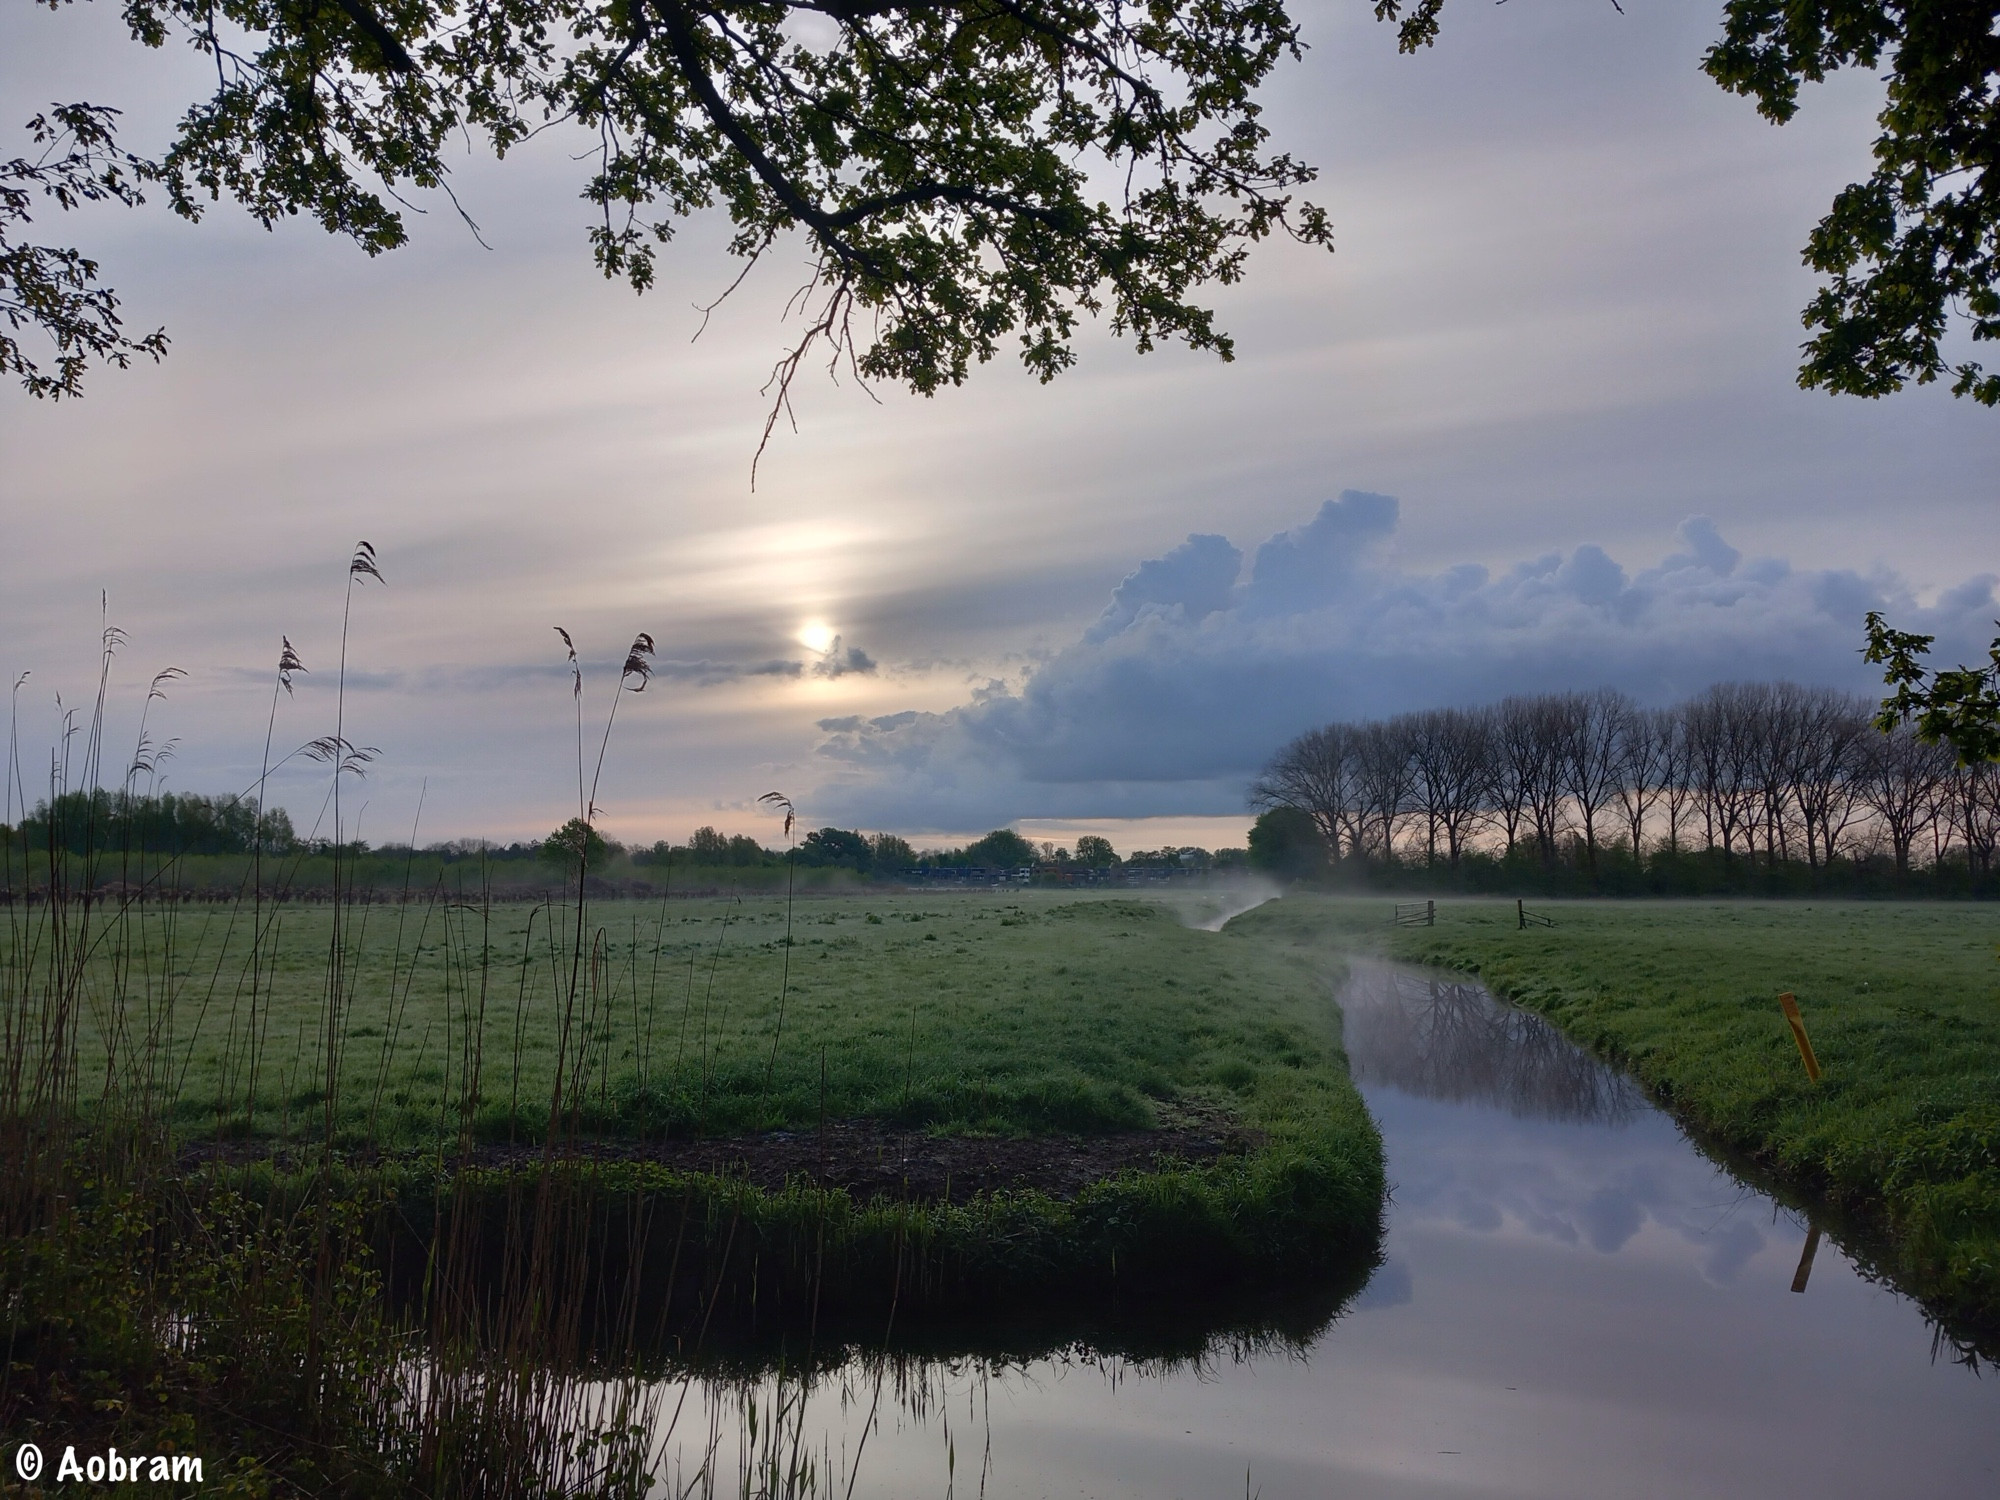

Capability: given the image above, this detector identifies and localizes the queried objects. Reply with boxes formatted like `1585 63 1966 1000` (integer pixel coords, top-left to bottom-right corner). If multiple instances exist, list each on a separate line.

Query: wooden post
1777 992 1822 1081
1517 898 1525 931
1426 899 1435 926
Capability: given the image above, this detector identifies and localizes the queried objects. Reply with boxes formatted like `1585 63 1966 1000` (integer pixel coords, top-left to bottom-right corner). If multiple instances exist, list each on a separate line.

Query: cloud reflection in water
1339 961 1772 1286
1338 964 1648 1124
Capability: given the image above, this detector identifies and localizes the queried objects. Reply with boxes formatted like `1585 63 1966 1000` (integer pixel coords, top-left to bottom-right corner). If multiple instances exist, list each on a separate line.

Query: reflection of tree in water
1338 964 1647 1124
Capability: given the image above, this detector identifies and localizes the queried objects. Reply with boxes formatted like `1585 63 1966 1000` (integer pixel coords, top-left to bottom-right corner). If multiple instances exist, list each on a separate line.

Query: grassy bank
1242 895 2000 1340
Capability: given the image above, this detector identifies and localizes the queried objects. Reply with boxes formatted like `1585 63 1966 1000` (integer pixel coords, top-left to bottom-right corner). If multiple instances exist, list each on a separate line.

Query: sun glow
797 620 837 654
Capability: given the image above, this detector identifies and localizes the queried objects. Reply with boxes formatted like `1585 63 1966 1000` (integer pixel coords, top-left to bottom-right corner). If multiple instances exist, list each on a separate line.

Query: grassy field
1237 895 2000 1339
28 890 1363 1157
13 887 1389 1307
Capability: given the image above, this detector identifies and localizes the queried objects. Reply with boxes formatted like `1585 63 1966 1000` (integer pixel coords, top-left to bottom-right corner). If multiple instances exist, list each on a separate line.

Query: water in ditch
643 958 1999 1498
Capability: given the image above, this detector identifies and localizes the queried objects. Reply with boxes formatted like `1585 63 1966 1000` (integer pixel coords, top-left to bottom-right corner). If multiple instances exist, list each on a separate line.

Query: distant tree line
5 797 1255 891
890 830 1246 873
630 825 786 869
10 791 298 857
631 825 1032 873
1249 683 1994 893
625 825 1248 873
635 825 1249 875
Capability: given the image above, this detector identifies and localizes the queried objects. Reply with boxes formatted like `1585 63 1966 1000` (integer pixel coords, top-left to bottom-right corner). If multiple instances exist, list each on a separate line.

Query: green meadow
1237 895 2000 1338
34 892 1369 1164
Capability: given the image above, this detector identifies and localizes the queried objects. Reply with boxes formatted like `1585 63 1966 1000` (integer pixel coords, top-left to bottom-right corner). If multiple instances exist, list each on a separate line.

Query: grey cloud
296 656 814 695
1556 545 1627 609
423 657 810 690
1243 489 1399 616
807 495 2000 830
651 658 804 686
1084 532 1242 642
282 668 406 694
810 638 878 679
822 559 1121 663
1665 517 1741 577
216 664 410 693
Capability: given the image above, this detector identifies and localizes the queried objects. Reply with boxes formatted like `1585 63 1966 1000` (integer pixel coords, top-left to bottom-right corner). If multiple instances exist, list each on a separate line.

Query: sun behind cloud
798 620 837 654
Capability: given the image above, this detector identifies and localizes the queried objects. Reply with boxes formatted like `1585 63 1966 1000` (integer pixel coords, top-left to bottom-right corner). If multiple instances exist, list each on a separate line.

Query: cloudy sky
3 0 1996 853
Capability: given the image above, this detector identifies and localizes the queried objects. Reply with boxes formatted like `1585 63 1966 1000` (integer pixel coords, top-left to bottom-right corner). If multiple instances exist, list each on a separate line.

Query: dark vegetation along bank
1239 895 2000 1349
2 886 1384 1494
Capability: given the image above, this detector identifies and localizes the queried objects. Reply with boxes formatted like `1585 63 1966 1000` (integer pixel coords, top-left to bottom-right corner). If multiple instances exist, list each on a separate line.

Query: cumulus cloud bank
809 491 1998 831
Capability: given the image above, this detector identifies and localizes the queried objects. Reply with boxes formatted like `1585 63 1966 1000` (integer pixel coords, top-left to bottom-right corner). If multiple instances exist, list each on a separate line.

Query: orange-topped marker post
1777 992 1822 1082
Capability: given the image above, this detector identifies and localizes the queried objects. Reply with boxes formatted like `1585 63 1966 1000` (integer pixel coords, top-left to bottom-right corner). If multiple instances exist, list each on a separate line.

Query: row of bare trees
1251 683 1994 878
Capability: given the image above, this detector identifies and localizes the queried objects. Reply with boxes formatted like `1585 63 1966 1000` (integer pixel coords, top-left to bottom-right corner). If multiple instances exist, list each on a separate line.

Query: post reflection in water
623 959 1999 1499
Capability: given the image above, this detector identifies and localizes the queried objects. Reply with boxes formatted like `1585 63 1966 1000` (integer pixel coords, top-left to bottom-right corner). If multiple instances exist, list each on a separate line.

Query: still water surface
652 959 1999 1497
